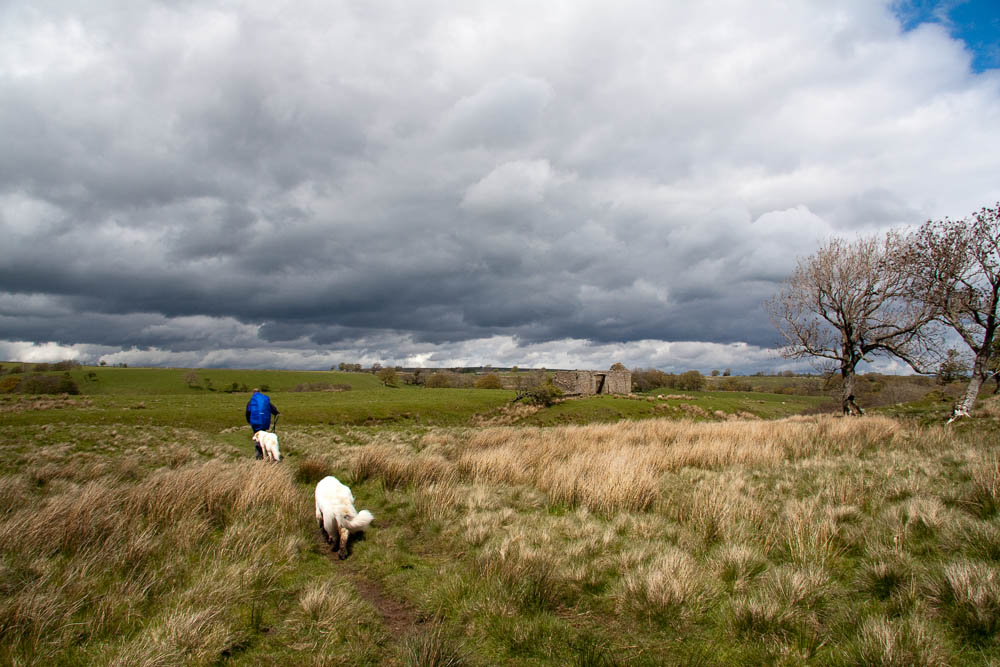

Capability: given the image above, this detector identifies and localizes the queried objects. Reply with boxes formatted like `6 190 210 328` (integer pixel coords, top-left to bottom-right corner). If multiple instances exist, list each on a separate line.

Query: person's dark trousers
251 425 267 459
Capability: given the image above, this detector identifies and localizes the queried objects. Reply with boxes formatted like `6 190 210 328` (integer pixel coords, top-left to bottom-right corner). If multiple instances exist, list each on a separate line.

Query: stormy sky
2 0 999 372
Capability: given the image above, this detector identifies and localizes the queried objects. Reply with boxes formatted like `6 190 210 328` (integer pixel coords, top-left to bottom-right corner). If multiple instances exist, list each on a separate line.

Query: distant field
1 365 832 430
66 366 386 394
518 391 829 426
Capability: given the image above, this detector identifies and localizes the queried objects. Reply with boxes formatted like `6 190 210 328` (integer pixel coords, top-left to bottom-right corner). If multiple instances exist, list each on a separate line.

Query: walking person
246 388 280 459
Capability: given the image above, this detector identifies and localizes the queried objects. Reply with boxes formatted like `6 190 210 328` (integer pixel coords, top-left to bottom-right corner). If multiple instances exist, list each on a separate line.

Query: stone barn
553 369 632 396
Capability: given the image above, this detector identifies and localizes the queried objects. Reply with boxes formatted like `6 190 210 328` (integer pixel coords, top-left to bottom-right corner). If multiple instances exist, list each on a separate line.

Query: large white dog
252 430 281 462
315 475 374 559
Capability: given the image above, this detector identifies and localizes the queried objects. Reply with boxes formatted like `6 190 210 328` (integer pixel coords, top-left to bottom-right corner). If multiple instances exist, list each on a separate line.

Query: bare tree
907 204 1000 418
767 233 938 415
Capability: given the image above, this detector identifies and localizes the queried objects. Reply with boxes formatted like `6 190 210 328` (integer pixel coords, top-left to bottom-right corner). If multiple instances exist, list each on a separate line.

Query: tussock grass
108 605 245 667
782 496 846 565
847 615 950 667
318 412 1000 661
857 549 916 603
0 454 310 665
928 561 1000 641
967 453 1000 518
729 564 832 645
451 415 908 515
295 455 334 485
352 445 457 489
477 537 564 610
714 543 767 594
616 547 716 623
5 381 1000 665
398 623 467 667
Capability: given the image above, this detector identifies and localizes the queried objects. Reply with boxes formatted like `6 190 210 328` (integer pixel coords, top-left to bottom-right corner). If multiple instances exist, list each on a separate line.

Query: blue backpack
248 392 272 427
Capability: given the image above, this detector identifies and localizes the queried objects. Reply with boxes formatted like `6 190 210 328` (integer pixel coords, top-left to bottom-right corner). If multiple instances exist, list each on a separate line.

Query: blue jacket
246 392 279 430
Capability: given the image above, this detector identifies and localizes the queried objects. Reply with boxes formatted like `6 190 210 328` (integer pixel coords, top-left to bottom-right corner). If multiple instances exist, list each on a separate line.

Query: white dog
252 430 281 462
315 475 374 559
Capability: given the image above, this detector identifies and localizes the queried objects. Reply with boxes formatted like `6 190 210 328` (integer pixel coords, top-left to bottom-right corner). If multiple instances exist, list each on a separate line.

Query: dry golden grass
970 452 1000 515
441 415 909 515
729 564 832 643
714 543 767 594
783 496 846 566
352 445 457 489
616 547 716 622
848 615 950 667
293 579 372 641
928 560 1000 640
0 456 307 665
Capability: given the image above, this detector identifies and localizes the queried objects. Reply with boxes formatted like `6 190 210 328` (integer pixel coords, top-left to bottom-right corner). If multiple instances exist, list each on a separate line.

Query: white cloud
442 75 553 149
462 159 571 212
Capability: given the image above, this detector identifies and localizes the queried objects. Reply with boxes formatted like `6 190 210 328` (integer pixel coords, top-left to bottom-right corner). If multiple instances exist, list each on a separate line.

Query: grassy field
2 366 1000 665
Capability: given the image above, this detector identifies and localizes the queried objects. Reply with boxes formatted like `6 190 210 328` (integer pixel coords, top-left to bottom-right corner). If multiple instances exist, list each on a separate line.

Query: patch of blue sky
893 0 1000 72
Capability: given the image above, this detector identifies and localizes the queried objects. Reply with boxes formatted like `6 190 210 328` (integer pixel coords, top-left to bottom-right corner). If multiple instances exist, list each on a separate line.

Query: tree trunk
956 352 990 417
841 366 864 416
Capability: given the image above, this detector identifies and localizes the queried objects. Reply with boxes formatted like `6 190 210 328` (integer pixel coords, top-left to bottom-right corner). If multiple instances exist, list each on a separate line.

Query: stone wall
604 369 631 395
553 369 632 395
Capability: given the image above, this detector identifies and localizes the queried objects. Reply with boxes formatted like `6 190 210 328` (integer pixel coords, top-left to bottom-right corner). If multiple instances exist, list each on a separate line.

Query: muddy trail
313 530 424 637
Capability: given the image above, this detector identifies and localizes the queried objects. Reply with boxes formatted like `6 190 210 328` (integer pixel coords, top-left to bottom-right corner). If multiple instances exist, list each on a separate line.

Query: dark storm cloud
1 1 999 369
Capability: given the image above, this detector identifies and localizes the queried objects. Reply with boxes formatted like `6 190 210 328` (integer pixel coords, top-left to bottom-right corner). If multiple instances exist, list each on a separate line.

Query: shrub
376 367 398 387
402 370 425 385
717 377 753 392
631 368 671 392
16 373 80 395
51 360 80 371
936 349 969 385
426 373 452 388
0 376 20 393
516 382 563 406
474 373 503 389
675 370 705 391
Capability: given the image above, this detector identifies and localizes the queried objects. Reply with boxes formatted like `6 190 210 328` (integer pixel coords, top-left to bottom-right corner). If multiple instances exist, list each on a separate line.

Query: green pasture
67 366 384 394
2 387 514 432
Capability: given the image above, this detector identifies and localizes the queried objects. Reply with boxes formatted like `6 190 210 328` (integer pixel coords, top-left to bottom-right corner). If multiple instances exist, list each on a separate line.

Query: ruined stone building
553 369 632 396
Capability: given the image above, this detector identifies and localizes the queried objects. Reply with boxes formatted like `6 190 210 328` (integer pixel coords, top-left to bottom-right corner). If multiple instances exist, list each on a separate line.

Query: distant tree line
0 360 82 394
631 369 706 392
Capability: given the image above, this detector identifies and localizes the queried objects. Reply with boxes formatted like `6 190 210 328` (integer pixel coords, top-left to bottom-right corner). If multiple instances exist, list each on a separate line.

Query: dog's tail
345 509 374 531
